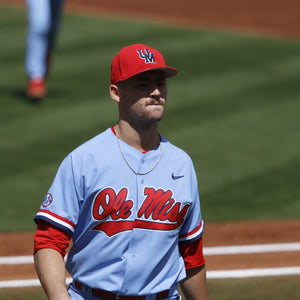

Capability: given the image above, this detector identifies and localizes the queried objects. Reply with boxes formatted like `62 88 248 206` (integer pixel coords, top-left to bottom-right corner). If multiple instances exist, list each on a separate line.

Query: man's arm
34 248 70 300
179 264 209 300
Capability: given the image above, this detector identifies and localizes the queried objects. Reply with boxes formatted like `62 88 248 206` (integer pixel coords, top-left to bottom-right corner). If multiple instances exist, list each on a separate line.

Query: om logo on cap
137 49 156 64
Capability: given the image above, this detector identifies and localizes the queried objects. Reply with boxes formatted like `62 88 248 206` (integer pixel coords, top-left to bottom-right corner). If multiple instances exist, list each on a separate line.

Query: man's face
117 70 168 126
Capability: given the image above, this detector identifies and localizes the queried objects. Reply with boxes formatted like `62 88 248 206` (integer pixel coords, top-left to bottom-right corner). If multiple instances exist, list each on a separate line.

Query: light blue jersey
35 128 204 297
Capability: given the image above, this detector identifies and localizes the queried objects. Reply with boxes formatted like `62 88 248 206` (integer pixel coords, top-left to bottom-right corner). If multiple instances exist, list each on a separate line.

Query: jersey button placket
137 156 144 175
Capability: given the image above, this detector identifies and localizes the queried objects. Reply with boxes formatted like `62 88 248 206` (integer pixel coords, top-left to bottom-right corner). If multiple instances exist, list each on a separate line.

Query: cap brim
160 67 178 78
132 66 178 80
115 66 178 84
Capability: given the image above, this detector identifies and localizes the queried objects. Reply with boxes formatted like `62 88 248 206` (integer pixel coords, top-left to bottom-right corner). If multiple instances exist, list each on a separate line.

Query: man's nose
150 85 161 96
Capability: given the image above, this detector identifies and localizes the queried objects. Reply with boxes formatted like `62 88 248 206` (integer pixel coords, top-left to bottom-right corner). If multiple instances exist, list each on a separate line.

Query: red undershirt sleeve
34 220 72 258
34 219 205 267
179 237 206 269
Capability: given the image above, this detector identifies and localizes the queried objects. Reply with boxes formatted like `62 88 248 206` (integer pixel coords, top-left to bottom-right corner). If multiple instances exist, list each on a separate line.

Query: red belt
74 281 169 300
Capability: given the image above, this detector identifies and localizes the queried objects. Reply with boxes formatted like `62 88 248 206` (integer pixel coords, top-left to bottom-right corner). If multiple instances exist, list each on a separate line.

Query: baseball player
33 44 208 300
25 0 65 100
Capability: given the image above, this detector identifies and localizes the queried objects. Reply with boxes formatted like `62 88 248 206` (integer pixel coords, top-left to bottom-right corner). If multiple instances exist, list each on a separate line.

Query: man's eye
137 81 149 86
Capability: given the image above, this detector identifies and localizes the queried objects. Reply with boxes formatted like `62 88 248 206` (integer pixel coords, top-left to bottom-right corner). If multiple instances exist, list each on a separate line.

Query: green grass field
1 4 300 300
1 5 300 232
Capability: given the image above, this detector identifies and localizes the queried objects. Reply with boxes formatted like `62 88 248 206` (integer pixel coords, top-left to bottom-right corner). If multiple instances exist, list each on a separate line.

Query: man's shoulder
161 135 193 162
71 128 113 156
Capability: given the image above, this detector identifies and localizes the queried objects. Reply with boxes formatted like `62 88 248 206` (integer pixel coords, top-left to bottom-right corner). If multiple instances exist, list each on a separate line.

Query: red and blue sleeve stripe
34 209 76 235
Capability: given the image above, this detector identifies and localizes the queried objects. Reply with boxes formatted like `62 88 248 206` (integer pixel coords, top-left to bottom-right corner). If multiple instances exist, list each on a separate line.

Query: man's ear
109 84 121 104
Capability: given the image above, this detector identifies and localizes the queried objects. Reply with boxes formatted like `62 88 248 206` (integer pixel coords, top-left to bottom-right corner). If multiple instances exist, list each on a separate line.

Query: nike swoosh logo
172 173 184 180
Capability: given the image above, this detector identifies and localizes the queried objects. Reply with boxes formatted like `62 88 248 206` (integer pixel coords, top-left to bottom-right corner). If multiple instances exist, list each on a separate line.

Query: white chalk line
1 267 300 288
1 242 300 288
0 277 73 289
0 256 34 265
203 242 300 256
207 267 300 279
1 242 300 265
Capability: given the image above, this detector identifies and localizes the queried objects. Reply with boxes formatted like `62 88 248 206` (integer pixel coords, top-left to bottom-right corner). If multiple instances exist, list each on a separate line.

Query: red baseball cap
110 44 178 84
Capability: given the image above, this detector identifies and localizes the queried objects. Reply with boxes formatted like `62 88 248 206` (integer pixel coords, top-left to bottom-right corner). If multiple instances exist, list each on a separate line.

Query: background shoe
27 78 46 101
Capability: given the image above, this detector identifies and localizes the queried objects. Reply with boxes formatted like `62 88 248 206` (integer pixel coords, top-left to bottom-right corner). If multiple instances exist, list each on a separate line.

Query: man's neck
114 121 160 152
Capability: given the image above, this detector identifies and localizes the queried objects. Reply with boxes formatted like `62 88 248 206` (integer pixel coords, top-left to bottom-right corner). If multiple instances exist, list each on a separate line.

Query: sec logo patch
42 193 53 207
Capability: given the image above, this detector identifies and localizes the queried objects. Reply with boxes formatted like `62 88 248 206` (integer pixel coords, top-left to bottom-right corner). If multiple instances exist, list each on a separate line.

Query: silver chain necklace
116 135 163 175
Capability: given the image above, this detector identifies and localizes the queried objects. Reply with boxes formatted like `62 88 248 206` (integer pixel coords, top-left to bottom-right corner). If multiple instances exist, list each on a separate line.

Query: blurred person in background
25 0 65 101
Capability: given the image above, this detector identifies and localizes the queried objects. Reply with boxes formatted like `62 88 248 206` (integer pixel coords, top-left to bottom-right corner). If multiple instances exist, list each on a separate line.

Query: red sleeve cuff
179 237 206 269
34 220 71 257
